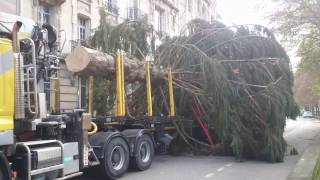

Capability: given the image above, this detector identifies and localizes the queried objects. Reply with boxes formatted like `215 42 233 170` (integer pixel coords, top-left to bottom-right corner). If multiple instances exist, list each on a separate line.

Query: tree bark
65 47 165 82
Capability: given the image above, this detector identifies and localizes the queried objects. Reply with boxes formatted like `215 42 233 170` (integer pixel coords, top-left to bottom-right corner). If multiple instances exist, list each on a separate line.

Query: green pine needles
90 9 153 115
91 11 299 162
156 19 299 162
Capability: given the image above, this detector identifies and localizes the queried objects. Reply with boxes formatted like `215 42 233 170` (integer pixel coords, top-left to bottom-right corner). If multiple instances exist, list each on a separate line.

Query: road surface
75 117 320 180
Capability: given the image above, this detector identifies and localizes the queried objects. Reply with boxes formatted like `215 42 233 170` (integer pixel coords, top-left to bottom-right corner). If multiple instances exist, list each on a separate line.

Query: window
129 0 139 7
106 0 119 15
197 0 201 13
128 0 145 21
39 6 51 25
181 0 186 10
172 15 176 31
172 0 176 6
0 0 18 15
154 9 160 32
188 0 193 12
202 4 207 18
80 78 87 109
79 18 87 41
154 8 166 33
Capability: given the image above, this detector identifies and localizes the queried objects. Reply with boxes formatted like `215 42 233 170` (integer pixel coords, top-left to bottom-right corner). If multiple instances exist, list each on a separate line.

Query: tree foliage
295 37 320 101
90 9 152 114
270 0 320 44
156 19 299 162
270 0 320 106
90 9 299 162
91 8 152 58
294 71 320 106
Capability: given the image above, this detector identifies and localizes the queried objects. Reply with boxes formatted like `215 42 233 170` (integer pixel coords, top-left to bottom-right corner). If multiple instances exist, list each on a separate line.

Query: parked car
302 111 314 118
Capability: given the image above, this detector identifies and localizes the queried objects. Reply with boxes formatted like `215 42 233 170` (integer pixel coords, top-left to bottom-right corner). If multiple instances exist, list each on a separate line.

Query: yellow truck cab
0 37 15 180
0 12 34 147
0 37 14 144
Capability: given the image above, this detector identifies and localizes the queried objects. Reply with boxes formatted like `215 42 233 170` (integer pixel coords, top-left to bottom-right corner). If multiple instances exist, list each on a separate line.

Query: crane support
116 50 126 116
116 50 122 116
121 51 125 116
88 76 93 114
146 62 153 117
168 67 175 117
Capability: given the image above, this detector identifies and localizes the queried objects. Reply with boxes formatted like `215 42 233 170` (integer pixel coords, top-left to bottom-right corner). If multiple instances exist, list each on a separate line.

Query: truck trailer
0 13 175 180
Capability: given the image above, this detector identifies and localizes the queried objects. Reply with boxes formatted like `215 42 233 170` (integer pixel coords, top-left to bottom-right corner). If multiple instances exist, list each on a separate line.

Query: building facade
1 0 216 112
2 0 217 53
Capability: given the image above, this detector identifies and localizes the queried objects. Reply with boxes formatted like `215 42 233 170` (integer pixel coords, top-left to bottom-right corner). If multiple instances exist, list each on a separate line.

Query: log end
65 47 91 72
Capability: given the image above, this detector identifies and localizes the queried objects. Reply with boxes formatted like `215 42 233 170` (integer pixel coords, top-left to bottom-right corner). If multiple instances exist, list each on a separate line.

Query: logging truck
0 13 175 180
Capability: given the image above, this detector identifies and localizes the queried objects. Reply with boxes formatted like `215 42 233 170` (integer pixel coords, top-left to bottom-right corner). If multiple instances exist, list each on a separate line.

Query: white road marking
217 167 224 172
204 172 215 178
225 163 233 167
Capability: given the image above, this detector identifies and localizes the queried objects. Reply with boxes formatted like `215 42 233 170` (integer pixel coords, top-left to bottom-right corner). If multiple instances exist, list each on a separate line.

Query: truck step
55 172 83 180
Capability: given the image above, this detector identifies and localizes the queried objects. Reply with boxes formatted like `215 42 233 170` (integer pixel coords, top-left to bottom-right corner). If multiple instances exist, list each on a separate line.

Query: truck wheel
132 134 154 171
0 152 10 180
0 169 3 180
101 137 129 179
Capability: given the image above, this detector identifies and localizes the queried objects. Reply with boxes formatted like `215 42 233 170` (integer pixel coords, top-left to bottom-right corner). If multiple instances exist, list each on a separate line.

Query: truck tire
132 134 154 171
0 152 10 180
101 137 129 179
0 168 3 180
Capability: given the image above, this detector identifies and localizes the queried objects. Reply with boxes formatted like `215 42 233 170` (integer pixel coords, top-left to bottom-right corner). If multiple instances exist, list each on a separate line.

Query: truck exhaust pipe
12 21 26 119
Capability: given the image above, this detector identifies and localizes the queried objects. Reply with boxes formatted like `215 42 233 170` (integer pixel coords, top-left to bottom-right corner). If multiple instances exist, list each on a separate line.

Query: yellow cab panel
0 38 14 131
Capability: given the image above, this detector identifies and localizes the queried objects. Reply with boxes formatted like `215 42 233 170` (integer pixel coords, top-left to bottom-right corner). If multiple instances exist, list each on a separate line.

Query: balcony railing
39 0 66 6
105 2 119 15
71 39 88 49
127 7 146 21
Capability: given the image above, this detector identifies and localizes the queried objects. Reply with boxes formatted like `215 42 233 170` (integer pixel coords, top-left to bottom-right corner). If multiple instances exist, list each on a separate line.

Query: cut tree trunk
65 47 165 82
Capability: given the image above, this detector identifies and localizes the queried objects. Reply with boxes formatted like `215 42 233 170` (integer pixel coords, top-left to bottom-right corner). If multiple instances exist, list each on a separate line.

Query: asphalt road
75 117 320 180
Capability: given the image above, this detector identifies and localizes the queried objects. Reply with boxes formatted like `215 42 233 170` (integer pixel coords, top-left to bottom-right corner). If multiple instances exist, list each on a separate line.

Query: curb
287 145 320 180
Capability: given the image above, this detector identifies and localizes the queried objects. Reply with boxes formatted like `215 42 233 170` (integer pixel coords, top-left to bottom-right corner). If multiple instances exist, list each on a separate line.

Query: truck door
0 38 14 145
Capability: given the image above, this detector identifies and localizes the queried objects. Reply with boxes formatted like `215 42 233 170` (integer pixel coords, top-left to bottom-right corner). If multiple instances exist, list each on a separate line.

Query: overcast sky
216 0 300 71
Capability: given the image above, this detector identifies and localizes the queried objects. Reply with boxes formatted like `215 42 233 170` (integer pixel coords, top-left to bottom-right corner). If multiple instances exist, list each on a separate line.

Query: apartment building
0 0 216 112
1 0 216 52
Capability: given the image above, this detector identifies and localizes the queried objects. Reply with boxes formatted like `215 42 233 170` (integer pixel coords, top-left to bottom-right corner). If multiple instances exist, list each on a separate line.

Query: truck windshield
0 22 11 38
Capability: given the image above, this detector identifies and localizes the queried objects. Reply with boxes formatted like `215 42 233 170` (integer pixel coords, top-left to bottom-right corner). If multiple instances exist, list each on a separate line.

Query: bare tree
270 0 320 44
